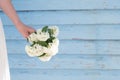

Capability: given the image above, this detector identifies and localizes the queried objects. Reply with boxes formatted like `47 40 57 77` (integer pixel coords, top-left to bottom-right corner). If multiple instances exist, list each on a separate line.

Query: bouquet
25 26 59 62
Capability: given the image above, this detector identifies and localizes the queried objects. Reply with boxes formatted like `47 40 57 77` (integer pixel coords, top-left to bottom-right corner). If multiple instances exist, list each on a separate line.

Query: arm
0 0 35 38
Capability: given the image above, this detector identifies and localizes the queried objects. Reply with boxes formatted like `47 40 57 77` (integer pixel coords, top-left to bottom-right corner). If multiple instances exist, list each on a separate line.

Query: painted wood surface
10 69 120 80
6 40 120 55
8 54 120 69
3 25 120 40
1 10 120 25
1 0 120 80
11 0 120 10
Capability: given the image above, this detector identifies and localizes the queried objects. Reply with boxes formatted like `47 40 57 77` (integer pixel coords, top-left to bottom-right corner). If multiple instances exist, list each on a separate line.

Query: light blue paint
10 69 120 80
1 10 120 25
1 0 120 80
3 25 120 40
11 0 120 10
8 54 120 69
6 40 120 55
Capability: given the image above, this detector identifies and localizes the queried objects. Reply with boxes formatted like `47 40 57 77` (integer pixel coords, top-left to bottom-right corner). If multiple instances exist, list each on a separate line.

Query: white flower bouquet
25 26 59 62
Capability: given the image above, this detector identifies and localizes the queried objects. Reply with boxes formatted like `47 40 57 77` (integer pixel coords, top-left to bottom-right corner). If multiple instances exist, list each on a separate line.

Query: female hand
16 22 36 39
0 0 36 39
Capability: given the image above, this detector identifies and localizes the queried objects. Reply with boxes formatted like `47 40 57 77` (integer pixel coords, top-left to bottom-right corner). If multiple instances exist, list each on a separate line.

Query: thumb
29 27 36 33
24 32 30 39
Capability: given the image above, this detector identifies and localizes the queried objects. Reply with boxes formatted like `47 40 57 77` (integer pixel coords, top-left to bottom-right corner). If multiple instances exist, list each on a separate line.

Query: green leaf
38 53 46 57
46 37 55 43
31 41 36 46
42 26 48 32
37 41 48 47
30 41 48 47
34 31 37 34
48 29 54 37
26 38 29 42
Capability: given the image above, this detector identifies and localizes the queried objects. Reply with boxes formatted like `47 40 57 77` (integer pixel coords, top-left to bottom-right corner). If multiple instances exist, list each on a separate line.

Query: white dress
0 18 10 80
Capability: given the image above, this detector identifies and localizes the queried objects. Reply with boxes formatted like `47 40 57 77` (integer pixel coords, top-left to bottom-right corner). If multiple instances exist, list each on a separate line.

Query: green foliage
42 26 48 32
30 41 36 46
38 53 46 57
37 41 48 47
34 31 37 34
26 38 29 42
48 29 53 37
31 41 48 47
28 26 57 47
46 36 55 43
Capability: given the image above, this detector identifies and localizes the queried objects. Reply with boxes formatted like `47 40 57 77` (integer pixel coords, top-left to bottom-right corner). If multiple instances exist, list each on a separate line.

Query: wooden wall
1 0 120 80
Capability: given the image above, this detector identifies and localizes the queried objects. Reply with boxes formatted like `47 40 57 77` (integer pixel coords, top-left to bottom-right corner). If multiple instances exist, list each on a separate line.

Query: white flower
44 40 59 56
42 47 52 54
28 33 38 43
49 44 59 56
32 44 44 56
25 44 45 57
38 54 52 62
52 38 59 46
25 45 34 57
25 26 59 62
36 29 42 33
49 26 59 37
37 32 50 41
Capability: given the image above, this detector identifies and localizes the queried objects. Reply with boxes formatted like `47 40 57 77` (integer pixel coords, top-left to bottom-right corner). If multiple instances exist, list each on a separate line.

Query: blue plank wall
1 0 120 80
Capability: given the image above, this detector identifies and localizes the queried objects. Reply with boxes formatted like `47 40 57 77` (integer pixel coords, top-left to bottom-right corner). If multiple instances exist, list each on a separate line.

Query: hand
16 23 36 38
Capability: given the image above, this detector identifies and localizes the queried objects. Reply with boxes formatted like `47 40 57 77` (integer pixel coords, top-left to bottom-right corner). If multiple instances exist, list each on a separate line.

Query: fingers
29 27 35 33
24 26 36 39
24 32 29 39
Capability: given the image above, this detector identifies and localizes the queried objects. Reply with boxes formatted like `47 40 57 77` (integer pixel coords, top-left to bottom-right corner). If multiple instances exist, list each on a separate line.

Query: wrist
14 20 23 28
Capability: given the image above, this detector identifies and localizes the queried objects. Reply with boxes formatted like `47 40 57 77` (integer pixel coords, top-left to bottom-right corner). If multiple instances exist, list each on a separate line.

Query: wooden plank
11 69 82 80
3 0 120 80
9 54 96 69
10 0 120 11
7 40 96 54
1 10 120 25
8 54 120 69
6 40 120 55
10 69 120 80
4 24 120 40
